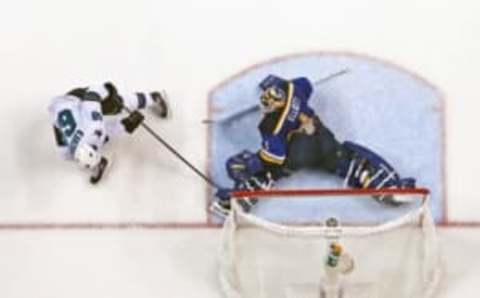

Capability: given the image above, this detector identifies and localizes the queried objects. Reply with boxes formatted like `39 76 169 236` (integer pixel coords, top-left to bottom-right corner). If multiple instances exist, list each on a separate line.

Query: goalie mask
260 86 287 113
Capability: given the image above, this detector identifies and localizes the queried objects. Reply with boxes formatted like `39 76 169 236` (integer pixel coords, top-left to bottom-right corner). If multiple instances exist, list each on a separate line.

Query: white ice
0 0 479 297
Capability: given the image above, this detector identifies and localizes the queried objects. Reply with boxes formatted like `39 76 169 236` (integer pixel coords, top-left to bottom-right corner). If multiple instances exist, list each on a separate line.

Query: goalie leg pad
229 173 274 213
226 150 264 183
336 141 416 190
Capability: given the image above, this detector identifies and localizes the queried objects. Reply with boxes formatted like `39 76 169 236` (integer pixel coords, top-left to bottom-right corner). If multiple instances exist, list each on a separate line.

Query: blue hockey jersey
258 77 315 165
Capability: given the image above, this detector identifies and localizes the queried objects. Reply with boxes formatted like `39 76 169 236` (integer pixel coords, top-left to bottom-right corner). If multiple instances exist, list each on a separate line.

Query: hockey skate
210 188 232 218
210 187 258 218
373 178 417 206
372 194 403 207
89 157 110 184
210 199 231 218
210 196 258 218
150 91 170 118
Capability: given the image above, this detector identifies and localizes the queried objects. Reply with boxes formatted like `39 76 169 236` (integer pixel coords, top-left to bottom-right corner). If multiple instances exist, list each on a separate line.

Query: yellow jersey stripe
273 82 294 135
259 149 285 165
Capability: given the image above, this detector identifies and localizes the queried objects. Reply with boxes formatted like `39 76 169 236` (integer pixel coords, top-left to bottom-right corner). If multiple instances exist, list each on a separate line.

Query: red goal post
231 187 430 199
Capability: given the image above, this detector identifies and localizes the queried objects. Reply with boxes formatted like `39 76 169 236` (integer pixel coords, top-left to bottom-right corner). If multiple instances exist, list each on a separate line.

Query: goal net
218 188 441 298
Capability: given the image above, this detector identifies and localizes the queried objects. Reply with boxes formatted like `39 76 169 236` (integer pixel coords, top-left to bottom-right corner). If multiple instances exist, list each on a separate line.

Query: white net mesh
218 189 441 298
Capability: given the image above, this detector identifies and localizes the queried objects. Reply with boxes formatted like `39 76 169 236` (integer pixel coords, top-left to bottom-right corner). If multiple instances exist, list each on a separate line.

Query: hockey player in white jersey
48 82 169 184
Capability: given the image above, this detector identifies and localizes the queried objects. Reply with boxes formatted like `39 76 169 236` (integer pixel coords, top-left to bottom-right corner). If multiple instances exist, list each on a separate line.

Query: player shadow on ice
15 116 79 202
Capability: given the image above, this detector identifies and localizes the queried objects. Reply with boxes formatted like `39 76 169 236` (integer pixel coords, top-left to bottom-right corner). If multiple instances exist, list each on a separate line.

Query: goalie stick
203 68 350 124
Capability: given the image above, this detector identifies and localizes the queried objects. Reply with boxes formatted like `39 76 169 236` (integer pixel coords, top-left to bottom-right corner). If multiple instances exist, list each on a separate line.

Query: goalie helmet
260 86 288 113
74 143 101 169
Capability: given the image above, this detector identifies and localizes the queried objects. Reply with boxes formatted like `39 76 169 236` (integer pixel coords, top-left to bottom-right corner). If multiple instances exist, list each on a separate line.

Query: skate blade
209 202 230 219
90 154 115 185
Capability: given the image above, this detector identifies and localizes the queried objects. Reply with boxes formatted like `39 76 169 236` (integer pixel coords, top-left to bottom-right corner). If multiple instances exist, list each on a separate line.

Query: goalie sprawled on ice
212 74 416 216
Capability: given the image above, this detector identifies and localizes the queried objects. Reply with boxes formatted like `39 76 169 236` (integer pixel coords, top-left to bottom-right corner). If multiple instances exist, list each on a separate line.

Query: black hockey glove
121 111 144 134
100 82 124 115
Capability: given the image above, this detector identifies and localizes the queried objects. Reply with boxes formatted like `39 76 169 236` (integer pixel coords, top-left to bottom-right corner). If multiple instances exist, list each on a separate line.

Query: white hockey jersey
48 95 107 160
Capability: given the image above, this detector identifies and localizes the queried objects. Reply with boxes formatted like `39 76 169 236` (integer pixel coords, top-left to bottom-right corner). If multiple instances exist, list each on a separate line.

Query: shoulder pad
292 77 313 99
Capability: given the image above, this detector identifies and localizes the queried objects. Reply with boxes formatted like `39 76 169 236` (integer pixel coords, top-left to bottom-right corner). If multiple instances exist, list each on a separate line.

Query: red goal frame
231 187 430 199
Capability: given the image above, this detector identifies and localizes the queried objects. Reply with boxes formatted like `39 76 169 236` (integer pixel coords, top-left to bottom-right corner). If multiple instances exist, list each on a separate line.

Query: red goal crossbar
231 188 430 199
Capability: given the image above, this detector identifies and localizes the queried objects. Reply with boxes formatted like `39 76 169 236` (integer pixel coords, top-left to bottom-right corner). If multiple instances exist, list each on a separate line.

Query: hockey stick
203 68 350 124
313 68 349 86
121 104 221 189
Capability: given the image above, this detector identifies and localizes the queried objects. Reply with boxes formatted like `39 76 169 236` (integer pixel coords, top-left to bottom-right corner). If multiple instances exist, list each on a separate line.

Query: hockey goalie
48 82 169 184
212 74 416 216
